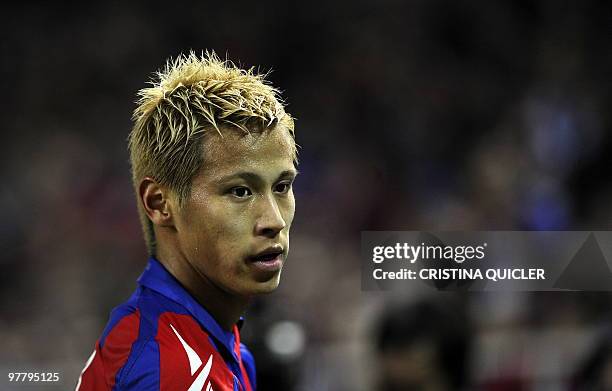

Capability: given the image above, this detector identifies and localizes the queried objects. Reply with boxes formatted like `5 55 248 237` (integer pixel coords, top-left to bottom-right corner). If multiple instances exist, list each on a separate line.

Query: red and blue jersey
76 258 256 391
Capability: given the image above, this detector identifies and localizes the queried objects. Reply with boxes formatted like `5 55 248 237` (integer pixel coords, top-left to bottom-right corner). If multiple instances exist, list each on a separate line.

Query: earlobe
139 177 174 228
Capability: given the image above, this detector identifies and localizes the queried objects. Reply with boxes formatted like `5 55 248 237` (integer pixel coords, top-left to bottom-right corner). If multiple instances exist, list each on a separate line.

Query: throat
166 256 250 331
191 281 251 331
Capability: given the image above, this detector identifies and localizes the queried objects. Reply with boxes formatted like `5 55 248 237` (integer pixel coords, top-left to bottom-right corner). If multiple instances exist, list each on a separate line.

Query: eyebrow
216 169 299 185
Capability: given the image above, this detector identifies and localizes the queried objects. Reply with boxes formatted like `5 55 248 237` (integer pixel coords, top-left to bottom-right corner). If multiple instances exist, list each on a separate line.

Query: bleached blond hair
128 51 295 255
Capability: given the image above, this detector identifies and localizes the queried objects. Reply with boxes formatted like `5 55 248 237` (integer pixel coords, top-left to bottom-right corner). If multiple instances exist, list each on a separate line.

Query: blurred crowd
1 1 611 390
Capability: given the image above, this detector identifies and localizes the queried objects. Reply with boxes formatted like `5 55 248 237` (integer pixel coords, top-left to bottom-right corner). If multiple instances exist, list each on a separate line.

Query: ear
139 177 175 228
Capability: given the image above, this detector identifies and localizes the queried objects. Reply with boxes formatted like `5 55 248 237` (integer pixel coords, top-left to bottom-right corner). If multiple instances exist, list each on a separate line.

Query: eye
274 182 292 194
230 186 253 198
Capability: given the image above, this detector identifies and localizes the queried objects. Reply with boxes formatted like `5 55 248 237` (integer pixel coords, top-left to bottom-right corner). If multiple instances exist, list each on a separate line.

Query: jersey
76 257 256 391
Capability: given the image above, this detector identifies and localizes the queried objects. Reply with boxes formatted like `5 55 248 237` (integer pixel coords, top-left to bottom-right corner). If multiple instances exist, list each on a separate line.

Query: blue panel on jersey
114 340 160 391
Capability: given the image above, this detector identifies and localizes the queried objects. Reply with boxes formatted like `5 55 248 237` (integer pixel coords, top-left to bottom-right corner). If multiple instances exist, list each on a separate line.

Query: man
76 51 297 391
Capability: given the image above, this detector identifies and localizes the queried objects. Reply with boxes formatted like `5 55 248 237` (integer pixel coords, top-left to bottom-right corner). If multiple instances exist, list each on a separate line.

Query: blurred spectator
572 329 612 390
375 297 472 391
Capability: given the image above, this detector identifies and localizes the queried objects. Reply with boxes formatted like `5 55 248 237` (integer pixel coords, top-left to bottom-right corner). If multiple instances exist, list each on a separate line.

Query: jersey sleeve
75 344 106 391
76 310 144 390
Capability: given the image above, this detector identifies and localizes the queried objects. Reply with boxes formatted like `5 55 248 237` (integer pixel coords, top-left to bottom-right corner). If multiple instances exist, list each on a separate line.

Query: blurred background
2 1 612 390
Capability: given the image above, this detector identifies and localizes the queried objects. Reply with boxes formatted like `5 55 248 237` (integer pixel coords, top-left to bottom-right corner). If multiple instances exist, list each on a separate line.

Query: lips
248 246 284 263
247 246 284 273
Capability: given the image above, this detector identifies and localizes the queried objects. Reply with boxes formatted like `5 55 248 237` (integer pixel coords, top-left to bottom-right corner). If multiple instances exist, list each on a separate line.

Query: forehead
200 126 295 177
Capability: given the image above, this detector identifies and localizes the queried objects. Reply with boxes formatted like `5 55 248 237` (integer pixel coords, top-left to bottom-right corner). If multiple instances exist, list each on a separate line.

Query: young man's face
173 126 297 297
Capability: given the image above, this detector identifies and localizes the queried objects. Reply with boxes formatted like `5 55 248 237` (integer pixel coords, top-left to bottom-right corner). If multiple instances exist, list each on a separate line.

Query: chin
245 273 282 295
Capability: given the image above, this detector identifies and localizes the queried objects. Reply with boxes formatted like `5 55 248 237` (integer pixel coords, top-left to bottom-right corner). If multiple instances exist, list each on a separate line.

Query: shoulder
76 299 147 390
78 288 239 390
77 289 166 391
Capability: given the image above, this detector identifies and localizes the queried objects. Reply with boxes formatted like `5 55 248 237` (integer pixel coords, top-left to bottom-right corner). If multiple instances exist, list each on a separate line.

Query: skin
140 126 297 330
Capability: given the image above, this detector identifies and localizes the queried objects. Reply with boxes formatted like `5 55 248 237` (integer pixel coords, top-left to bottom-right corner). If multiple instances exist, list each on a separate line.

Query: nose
255 194 286 238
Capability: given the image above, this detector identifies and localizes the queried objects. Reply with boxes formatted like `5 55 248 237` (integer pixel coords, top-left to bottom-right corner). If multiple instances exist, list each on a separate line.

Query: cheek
206 204 253 249
220 205 252 233
282 193 296 227
182 202 233 251
189 210 243 267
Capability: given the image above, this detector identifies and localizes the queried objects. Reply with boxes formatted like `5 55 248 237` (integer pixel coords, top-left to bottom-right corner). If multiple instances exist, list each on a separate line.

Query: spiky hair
128 51 295 255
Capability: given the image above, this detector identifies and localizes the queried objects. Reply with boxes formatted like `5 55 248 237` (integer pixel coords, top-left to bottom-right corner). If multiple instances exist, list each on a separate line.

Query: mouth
247 246 284 272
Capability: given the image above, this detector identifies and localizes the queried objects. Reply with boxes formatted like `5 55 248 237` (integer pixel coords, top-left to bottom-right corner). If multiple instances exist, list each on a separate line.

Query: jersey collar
137 257 240 361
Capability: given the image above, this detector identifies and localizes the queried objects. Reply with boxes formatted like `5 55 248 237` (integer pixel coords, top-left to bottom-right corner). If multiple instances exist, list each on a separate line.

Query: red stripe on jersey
76 343 106 391
157 313 234 391
233 325 253 391
77 310 140 390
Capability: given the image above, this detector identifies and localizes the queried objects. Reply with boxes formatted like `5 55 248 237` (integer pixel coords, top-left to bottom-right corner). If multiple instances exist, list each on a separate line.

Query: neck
156 245 250 331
